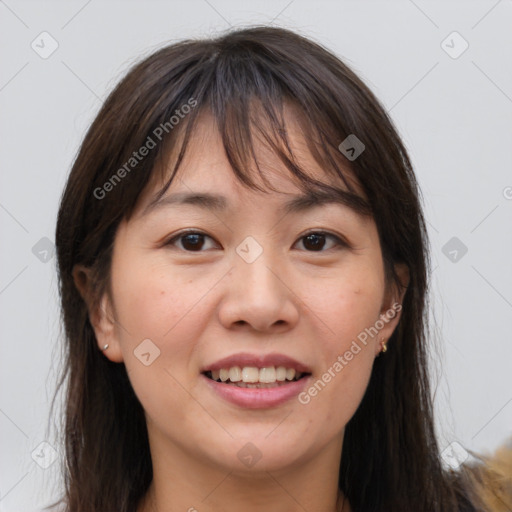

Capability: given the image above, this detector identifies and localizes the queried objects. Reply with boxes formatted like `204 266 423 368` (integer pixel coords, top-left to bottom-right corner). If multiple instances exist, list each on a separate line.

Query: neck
140 479 348 512
137 429 350 512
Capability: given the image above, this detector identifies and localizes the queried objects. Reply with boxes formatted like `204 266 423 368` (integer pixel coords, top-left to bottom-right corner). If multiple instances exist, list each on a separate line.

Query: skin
75 110 408 512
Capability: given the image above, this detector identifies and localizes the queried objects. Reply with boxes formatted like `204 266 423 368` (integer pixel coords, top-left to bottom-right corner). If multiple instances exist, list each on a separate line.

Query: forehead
134 106 366 216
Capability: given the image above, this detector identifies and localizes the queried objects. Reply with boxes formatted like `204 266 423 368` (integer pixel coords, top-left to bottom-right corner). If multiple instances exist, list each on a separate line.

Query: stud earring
379 338 387 354
101 344 109 351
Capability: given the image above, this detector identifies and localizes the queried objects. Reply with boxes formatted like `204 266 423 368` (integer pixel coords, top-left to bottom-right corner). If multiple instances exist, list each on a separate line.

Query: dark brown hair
52 25 478 512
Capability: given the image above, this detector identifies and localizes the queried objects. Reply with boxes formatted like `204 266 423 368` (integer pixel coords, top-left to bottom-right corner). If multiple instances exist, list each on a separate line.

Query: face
80 111 406 477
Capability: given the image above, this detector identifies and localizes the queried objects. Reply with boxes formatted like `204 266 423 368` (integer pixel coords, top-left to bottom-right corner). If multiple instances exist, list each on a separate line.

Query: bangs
136 40 372 218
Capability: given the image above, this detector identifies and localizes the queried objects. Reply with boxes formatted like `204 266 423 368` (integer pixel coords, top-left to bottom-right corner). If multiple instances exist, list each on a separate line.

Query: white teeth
228 366 242 382
286 368 296 381
207 365 305 384
259 367 276 383
276 366 287 381
242 367 259 383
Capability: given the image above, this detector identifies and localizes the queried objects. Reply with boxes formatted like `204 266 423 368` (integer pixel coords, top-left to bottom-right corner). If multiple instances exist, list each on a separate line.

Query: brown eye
165 231 218 252
180 233 206 251
295 231 347 252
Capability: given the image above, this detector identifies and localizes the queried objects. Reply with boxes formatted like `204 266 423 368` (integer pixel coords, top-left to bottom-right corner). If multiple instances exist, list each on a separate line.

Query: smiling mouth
203 366 311 389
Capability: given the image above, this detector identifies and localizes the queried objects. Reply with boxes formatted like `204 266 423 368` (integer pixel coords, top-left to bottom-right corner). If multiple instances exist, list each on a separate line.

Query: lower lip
201 374 311 409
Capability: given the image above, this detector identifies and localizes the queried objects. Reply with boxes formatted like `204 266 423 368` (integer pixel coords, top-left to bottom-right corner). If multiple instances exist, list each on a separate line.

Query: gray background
1 0 511 510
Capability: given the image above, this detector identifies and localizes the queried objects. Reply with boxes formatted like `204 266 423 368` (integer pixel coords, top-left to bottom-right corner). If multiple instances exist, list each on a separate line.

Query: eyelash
163 229 349 253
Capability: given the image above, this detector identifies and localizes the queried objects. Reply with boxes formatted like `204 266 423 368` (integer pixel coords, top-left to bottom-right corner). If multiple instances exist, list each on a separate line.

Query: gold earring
380 338 387 354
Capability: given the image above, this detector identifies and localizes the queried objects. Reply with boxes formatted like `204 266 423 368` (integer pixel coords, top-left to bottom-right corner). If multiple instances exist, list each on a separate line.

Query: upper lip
202 352 312 374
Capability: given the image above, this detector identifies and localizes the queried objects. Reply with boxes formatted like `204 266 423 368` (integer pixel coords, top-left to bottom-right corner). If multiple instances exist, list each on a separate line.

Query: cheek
306 261 384 350
109 259 208 418
110 254 220 383
297 261 383 420
111 256 197 341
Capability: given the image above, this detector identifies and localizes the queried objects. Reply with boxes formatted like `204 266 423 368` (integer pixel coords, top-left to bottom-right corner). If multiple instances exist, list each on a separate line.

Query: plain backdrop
1 1 511 510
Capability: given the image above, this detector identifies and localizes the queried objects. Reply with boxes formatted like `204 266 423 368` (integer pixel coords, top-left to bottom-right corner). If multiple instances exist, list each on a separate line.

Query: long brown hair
52 26 478 511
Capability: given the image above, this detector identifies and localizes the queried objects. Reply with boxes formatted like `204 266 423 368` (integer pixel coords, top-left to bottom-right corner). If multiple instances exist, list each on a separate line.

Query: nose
217 249 300 333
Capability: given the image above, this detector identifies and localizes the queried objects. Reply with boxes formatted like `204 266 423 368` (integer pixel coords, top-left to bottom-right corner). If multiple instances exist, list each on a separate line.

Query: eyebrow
141 189 371 218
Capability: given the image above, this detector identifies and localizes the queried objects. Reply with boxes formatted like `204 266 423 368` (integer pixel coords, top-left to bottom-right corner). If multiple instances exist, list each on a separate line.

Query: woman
51 26 483 511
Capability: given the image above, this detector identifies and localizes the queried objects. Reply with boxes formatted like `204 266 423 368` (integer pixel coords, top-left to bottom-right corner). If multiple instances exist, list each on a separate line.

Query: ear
72 264 124 363
375 263 409 354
